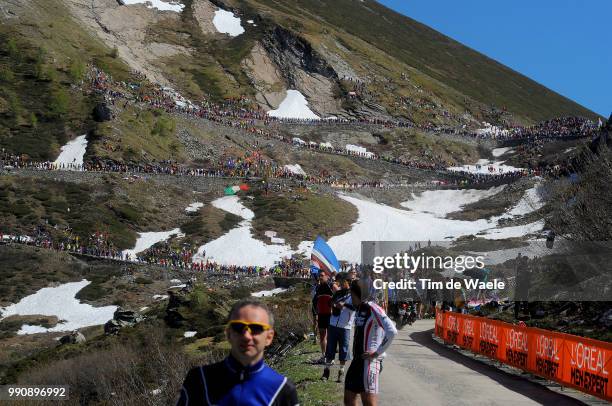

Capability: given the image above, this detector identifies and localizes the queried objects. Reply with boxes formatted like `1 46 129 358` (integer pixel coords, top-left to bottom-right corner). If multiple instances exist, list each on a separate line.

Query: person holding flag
310 236 340 363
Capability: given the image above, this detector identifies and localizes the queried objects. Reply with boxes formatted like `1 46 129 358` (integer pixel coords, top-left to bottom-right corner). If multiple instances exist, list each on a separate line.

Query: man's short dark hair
228 299 275 326
350 279 370 301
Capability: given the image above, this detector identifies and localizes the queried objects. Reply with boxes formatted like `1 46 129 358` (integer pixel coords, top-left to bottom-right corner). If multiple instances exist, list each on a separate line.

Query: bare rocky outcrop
242 42 287 110
259 27 344 117
66 0 191 85
104 307 145 335
59 330 86 345
191 0 217 35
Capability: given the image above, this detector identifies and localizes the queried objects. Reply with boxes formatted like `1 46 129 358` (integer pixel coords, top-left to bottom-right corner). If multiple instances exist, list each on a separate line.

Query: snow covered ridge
122 0 184 13
213 9 245 37
0 280 117 335
268 90 319 120
54 134 87 169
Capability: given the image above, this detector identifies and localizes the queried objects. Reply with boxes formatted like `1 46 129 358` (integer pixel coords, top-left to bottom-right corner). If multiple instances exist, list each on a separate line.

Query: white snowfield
198 187 545 265
507 185 544 217
268 90 319 120
480 220 545 240
122 0 184 13
283 164 307 176
184 331 197 338
251 288 287 297
54 134 88 168
400 186 505 218
213 9 245 37
122 228 182 259
0 280 117 335
194 196 293 267
185 202 204 213
327 194 491 260
212 195 254 220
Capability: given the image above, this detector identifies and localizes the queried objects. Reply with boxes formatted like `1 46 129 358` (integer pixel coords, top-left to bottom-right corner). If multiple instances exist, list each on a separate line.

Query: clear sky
378 0 610 117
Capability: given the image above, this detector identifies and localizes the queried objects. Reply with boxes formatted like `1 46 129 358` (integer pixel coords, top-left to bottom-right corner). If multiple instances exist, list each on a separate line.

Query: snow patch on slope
268 90 319 120
123 229 182 259
213 9 245 37
122 0 184 13
401 186 505 218
54 134 87 168
194 196 292 267
0 280 117 334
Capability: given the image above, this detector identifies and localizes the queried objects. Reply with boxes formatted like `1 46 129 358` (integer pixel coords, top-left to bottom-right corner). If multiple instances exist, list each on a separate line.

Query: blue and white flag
311 236 340 275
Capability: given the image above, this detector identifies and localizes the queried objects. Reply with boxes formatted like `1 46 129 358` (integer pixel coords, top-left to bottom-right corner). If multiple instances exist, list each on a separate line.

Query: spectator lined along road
0 231 310 277
2 65 600 192
0 149 529 189
88 66 599 140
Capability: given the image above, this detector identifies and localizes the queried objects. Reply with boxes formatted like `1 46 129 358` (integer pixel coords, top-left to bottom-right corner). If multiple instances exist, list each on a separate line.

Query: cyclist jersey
176 356 299 406
353 301 397 359
312 282 333 315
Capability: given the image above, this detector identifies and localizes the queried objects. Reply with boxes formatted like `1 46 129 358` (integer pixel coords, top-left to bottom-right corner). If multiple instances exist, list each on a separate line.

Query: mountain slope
0 0 599 162
241 0 596 123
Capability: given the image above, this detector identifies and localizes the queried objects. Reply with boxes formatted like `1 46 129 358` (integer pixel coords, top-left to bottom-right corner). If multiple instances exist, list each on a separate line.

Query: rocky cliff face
262 26 337 84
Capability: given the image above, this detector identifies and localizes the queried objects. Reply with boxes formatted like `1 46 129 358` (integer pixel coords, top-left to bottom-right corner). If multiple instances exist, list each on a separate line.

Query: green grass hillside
0 0 130 159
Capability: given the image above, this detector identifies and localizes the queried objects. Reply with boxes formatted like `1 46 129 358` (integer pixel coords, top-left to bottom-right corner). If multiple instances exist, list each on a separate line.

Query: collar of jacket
224 355 265 380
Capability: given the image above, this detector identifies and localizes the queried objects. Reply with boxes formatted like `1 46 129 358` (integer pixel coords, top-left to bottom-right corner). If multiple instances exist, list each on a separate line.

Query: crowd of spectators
0 229 310 278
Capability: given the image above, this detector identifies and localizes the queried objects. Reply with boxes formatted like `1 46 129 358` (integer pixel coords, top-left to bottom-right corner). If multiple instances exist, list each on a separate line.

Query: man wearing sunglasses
176 300 299 406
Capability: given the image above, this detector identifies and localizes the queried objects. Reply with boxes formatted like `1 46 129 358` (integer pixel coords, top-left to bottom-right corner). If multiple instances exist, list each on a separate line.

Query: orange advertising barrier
435 310 611 401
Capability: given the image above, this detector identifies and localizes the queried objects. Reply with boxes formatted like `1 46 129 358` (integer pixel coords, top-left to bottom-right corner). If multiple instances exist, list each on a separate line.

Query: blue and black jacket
176 355 299 406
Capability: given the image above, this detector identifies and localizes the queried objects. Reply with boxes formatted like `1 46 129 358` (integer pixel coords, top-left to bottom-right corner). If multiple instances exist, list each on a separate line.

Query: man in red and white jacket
345 279 397 406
